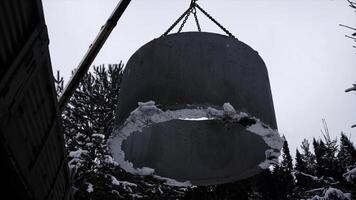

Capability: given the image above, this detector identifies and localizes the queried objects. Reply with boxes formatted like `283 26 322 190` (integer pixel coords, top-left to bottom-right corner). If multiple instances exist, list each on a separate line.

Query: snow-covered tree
312 119 339 183
309 187 351 200
56 64 125 199
272 139 296 199
54 63 356 199
295 139 321 197
55 64 187 199
338 133 356 172
338 133 356 197
301 139 316 174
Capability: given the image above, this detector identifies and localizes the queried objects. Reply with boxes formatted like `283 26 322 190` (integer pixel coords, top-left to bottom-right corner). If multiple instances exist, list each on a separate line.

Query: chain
162 7 192 36
195 4 235 38
192 7 201 32
162 0 235 38
177 8 192 33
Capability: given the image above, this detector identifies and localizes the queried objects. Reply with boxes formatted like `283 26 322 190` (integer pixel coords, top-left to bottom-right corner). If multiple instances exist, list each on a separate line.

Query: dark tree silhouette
55 64 186 199
54 65 356 199
272 139 296 199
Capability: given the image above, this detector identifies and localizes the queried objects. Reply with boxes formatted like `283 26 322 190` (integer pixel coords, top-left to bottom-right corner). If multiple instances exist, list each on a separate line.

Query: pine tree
338 133 356 171
295 140 319 196
55 64 356 199
313 138 327 178
300 139 316 174
312 120 339 183
295 149 307 192
323 135 339 181
337 133 356 197
55 64 187 199
281 138 294 171
57 64 125 199
313 136 340 183
272 138 296 199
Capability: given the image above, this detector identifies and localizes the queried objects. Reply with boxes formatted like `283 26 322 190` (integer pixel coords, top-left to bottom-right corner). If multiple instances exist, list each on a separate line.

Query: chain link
192 7 201 32
162 7 191 37
195 4 235 38
177 8 192 33
162 0 235 38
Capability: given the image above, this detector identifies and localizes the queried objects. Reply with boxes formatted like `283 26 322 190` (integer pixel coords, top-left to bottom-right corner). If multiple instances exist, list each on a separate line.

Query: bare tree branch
347 0 356 8
345 84 356 92
345 35 356 40
339 24 356 31
344 1 356 128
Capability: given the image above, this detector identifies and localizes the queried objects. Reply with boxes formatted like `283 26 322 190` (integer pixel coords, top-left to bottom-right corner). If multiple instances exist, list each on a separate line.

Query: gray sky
43 0 356 154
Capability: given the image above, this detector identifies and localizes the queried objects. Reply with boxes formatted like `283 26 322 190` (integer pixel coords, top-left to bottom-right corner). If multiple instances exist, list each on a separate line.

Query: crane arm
58 0 132 112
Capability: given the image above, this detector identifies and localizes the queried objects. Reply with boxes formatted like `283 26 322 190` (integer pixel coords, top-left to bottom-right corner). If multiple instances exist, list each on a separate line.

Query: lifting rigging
58 0 238 112
162 0 235 37
107 0 282 186
58 0 132 112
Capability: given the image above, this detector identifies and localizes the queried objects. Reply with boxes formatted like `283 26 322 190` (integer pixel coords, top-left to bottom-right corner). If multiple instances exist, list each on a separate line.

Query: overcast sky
43 0 356 154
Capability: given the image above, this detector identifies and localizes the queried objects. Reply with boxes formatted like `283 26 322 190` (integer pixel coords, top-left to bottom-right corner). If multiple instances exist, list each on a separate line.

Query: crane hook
190 0 198 7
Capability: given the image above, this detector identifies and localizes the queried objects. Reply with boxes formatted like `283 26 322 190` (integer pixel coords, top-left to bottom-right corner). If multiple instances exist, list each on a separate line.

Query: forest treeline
55 64 356 200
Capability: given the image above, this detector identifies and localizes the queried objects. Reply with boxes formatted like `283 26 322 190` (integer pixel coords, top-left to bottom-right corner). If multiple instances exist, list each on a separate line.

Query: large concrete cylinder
109 32 281 186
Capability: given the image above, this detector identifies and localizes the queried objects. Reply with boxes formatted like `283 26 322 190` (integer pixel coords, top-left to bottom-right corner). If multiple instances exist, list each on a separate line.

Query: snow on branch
345 84 356 128
343 166 356 183
309 187 351 200
345 83 356 93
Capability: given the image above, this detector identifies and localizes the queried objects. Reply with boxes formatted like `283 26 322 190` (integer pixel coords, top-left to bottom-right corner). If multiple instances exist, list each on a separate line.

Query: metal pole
58 0 132 112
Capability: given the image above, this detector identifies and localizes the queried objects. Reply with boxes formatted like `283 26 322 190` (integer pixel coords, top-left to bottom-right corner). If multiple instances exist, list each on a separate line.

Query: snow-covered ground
108 101 284 186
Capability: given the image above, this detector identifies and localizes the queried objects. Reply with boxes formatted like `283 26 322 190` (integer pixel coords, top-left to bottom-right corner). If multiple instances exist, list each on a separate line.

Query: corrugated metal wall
0 0 71 199
0 0 38 78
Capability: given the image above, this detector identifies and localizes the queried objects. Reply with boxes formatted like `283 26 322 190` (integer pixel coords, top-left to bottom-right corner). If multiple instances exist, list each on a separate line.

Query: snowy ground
108 101 284 186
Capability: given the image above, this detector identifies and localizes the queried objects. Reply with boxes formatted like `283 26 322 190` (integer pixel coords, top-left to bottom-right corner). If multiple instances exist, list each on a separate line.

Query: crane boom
59 0 132 112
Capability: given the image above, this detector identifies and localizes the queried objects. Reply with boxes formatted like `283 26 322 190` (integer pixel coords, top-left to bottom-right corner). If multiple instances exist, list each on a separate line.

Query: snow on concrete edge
108 101 283 186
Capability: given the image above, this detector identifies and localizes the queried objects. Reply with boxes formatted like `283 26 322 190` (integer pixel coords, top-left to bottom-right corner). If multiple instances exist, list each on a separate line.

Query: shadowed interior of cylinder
121 119 270 186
